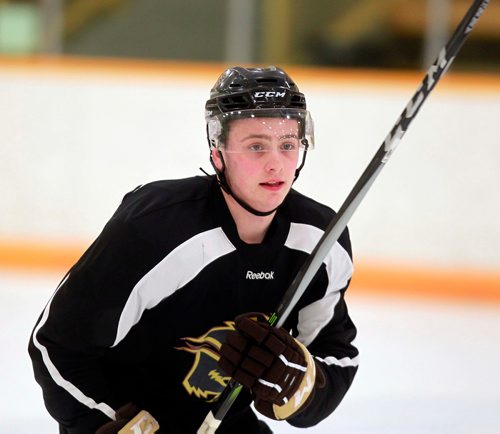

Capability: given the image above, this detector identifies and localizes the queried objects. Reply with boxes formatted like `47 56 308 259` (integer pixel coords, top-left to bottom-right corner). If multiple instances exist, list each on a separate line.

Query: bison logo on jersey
176 322 234 402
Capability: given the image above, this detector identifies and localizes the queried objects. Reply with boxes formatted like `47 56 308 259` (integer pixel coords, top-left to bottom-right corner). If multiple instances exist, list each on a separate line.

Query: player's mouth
260 180 285 191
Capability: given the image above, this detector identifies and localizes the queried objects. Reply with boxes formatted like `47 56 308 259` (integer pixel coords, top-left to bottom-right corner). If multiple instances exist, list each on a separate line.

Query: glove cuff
269 339 316 420
117 410 159 433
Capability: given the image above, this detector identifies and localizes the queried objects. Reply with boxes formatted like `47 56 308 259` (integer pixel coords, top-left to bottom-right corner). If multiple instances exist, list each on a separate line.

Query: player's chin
264 189 291 209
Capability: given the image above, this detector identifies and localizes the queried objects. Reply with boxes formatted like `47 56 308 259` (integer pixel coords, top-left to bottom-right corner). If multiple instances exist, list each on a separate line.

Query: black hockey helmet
205 66 307 116
205 66 314 217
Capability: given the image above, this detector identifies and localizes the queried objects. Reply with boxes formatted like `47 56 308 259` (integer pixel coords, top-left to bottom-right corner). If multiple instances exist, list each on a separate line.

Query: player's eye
281 142 296 151
249 143 265 152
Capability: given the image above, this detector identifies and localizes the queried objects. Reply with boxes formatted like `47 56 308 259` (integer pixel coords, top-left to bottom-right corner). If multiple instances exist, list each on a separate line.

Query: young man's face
213 116 301 214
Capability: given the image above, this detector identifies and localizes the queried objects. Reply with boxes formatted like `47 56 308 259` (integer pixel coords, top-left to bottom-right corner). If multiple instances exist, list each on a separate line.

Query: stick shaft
197 1 489 432
277 0 489 327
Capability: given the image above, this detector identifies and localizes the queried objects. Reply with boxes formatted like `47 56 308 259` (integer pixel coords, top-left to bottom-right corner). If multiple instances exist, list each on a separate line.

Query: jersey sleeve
28 212 154 432
288 227 359 428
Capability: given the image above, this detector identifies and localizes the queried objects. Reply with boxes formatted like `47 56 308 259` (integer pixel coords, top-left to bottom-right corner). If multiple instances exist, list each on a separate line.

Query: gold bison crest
176 321 234 402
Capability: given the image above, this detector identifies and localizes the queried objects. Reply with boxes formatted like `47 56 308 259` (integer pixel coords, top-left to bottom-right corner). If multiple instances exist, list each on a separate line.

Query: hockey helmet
205 66 314 150
205 66 314 216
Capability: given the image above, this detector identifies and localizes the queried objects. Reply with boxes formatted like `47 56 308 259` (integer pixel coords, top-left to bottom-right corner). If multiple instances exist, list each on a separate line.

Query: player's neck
222 191 275 244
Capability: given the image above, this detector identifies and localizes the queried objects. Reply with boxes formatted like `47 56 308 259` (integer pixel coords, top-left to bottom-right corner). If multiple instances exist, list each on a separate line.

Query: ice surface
2 270 499 434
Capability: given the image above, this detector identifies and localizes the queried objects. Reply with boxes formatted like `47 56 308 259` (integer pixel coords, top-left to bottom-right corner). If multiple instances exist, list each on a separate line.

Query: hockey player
29 66 359 433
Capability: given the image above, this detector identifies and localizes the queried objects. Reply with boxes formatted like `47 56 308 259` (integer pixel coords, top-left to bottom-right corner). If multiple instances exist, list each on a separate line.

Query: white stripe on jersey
32 273 117 420
112 227 236 347
285 222 353 348
315 354 360 368
32 228 235 419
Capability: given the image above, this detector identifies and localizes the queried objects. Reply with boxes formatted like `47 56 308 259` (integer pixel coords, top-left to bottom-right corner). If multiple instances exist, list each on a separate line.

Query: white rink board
0 66 499 270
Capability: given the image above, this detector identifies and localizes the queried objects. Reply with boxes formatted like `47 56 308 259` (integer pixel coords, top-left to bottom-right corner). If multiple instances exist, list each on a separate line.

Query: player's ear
211 148 223 171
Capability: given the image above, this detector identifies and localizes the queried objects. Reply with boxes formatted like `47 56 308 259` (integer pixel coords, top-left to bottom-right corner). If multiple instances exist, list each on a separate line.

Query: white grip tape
197 411 222 434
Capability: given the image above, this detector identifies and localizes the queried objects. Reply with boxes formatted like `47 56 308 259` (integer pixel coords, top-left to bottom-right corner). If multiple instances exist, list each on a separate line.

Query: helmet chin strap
208 145 308 218
210 150 277 217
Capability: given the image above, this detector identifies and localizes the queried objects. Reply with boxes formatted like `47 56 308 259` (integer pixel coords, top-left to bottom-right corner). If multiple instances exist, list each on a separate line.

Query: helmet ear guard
207 118 222 149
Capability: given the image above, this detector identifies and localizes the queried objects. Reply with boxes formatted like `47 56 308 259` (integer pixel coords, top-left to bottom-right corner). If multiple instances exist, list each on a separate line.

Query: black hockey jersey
29 175 359 433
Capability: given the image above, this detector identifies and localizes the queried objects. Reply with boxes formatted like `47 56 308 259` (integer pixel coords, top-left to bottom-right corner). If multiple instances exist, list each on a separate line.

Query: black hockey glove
218 313 325 420
96 403 159 433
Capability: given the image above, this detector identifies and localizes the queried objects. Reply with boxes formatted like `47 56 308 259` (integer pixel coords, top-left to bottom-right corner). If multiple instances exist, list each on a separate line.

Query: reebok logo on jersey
246 270 274 280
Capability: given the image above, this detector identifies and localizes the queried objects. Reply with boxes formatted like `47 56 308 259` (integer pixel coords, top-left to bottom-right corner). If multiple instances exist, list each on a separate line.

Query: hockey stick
197 1 489 432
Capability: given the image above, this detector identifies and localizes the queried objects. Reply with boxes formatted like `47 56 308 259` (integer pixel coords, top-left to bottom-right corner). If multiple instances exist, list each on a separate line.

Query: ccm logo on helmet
254 91 286 98
246 270 275 280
